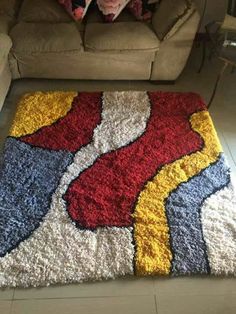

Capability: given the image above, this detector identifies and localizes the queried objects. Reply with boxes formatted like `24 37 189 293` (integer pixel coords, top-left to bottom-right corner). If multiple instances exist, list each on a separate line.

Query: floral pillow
127 0 159 21
58 0 160 22
96 0 131 22
58 0 93 20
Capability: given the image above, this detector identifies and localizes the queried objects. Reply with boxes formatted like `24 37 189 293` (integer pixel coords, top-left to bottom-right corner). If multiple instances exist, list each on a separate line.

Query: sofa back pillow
58 0 93 20
96 0 131 22
127 0 159 21
58 0 160 23
152 0 195 40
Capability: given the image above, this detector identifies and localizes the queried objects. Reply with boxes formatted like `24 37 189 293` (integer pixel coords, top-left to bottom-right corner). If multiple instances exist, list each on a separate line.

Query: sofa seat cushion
8 49 155 80
10 22 83 53
18 0 72 23
85 22 159 52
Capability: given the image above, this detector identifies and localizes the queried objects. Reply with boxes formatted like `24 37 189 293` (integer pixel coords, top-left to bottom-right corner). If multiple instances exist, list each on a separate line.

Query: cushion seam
11 49 83 54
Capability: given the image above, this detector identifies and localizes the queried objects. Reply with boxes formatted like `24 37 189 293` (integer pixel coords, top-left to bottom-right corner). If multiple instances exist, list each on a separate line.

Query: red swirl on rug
64 92 206 229
20 92 102 152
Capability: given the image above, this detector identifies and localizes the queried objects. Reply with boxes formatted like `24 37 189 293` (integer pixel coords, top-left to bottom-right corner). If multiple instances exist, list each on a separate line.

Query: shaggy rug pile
0 91 235 287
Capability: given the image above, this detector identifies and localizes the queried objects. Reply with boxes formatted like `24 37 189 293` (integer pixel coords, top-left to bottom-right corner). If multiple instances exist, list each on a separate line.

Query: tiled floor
0 47 236 314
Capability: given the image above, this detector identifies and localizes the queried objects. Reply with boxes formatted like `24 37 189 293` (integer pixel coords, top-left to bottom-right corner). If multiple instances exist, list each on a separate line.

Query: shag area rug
0 91 236 288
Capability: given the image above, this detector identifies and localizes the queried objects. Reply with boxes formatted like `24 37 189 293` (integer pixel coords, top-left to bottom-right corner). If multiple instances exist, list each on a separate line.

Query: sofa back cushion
10 22 83 53
0 0 22 17
18 0 72 23
152 0 195 40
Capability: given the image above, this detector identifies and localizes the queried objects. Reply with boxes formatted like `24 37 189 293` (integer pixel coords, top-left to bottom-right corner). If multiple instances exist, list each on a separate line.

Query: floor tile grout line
155 292 236 297
9 298 14 314
154 295 159 314
12 288 15 301
7 291 236 303
10 290 236 301
12 294 153 301
0 289 15 302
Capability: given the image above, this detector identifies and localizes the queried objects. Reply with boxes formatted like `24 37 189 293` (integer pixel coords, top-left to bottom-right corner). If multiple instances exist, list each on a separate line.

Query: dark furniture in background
228 0 236 16
206 20 236 107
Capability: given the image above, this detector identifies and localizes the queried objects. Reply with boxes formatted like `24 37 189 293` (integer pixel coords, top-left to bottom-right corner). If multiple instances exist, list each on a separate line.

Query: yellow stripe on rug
133 110 222 276
9 91 77 137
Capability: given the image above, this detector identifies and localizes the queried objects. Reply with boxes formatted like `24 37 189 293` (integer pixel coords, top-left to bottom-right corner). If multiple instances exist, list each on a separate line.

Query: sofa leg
150 80 176 85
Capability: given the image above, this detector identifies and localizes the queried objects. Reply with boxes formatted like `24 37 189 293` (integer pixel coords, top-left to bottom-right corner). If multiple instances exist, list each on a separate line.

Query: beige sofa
0 0 200 110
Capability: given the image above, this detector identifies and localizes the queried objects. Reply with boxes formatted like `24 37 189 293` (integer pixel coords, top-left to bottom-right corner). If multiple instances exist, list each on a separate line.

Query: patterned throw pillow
96 0 131 22
127 0 159 21
58 0 93 20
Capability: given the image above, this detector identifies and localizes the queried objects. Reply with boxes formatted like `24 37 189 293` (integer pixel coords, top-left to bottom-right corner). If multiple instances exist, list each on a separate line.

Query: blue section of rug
0 138 73 256
166 154 230 275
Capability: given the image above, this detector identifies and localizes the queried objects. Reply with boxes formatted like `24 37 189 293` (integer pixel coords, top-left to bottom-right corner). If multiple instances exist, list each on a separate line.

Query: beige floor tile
154 277 236 296
11 295 156 314
156 293 236 314
216 132 236 175
222 132 236 165
0 289 14 300
0 301 12 314
14 277 154 299
211 112 236 133
210 115 236 169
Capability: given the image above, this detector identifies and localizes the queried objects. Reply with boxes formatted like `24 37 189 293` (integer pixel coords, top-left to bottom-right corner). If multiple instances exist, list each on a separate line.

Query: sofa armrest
0 33 12 111
152 0 197 41
0 33 12 58
150 9 200 80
